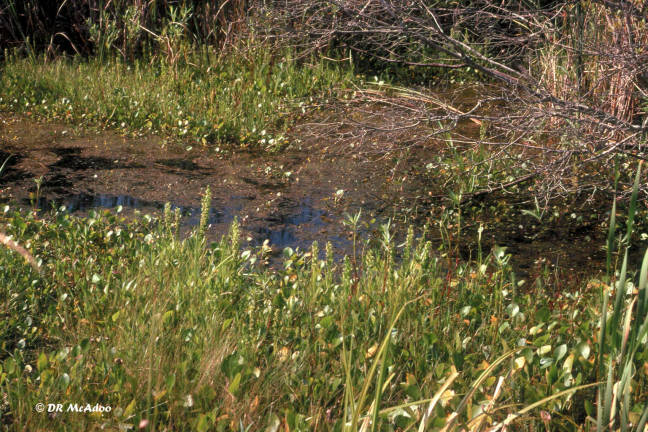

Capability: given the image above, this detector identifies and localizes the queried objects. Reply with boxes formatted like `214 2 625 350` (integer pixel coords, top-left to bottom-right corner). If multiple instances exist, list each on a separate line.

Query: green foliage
0 186 645 430
0 46 352 150
596 163 648 432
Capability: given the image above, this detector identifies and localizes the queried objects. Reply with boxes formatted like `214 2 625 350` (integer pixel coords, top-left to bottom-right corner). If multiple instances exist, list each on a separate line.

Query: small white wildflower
183 394 194 408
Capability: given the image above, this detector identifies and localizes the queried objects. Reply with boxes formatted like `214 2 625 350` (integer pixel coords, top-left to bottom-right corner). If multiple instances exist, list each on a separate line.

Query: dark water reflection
24 192 364 256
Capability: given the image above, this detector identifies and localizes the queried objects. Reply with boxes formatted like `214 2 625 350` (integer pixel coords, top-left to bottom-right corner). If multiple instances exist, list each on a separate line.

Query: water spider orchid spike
199 186 212 238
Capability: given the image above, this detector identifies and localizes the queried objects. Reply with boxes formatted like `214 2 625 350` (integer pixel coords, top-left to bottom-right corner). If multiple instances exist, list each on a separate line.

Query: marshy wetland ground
1 1 648 431
0 113 613 281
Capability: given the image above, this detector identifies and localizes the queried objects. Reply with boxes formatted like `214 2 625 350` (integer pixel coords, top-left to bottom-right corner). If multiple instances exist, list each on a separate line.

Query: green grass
0 46 353 151
1 190 646 431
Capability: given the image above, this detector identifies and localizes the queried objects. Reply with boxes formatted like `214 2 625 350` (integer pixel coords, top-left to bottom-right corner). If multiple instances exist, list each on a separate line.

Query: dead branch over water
2 1 647 203
264 0 648 202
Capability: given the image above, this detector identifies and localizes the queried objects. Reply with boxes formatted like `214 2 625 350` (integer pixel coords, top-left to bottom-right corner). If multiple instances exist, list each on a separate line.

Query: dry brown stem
0 232 41 274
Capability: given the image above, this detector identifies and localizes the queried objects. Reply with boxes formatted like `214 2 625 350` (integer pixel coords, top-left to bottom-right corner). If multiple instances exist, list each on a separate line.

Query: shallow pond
0 115 391 259
0 114 612 281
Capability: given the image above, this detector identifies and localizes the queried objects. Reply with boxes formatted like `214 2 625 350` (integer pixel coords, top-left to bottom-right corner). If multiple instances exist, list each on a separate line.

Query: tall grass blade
636 249 648 331
619 298 635 363
489 383 599 432
601 358 615 431
598 284 609 379
623 161 642 245
635 403 648 432
350 300 414 431
342 336 356 429
418 371 459 432
619 360 632 432
607 200 616 277
611 251 629 339
370 330 390 432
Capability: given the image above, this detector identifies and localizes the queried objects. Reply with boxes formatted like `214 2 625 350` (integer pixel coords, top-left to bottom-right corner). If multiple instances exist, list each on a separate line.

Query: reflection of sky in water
25 193 375 255
250 197 355 253
32 194 229 226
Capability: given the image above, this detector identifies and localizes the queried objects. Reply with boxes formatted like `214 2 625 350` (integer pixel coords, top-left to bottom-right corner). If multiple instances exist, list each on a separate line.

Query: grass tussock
1 184 647 431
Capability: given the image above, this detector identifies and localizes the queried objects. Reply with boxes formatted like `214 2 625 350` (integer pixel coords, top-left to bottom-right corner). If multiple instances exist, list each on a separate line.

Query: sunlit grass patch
0 46 353 151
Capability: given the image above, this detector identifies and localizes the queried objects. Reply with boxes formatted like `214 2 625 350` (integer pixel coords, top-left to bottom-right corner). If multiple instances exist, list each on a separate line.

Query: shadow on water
49 148 146 171
0 117 381 261
0 150 29 183
252 197 356 252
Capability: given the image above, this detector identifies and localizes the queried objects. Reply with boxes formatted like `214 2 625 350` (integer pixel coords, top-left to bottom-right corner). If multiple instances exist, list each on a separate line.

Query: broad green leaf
229 372 242 395
514 356 526 370
562 354 574 373
37 353 48 372
576 342 590 360
554 344 567 362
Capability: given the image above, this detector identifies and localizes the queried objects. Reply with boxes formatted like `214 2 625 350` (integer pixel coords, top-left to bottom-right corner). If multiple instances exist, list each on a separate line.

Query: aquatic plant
0 46 352 150
0 183 645 430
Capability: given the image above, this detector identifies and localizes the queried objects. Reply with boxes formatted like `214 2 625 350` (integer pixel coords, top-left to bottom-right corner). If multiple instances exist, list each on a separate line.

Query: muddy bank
0 113 614 280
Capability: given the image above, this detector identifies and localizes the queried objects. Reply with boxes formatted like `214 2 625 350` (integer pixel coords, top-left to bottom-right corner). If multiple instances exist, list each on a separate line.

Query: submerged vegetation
1 0 648 430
